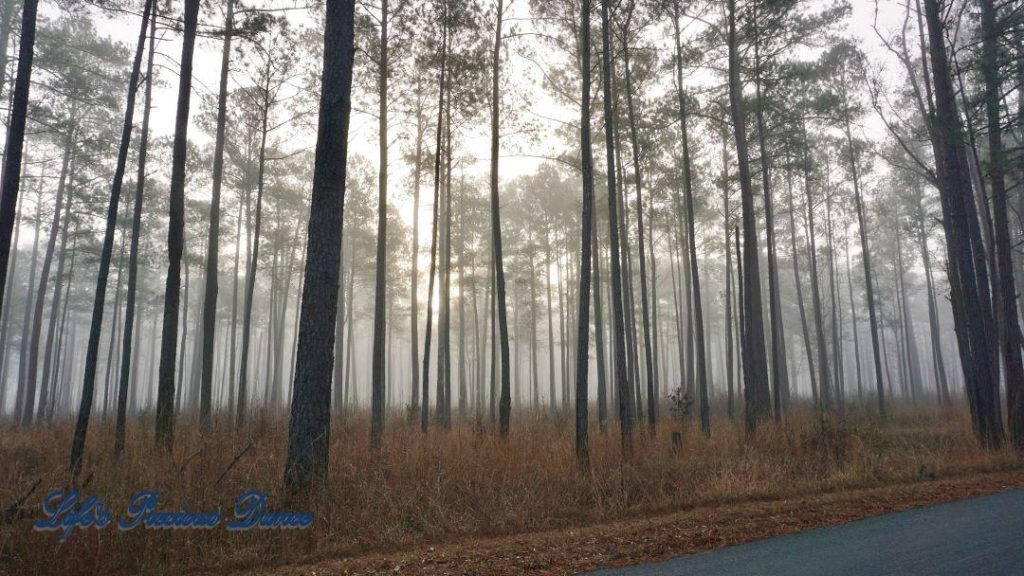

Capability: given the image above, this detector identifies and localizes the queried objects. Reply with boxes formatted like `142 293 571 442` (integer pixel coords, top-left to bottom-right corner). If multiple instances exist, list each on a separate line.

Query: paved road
585 488 1024 575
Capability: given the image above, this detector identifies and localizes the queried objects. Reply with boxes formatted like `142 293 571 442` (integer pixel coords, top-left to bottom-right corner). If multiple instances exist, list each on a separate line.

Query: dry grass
0 405 1019 576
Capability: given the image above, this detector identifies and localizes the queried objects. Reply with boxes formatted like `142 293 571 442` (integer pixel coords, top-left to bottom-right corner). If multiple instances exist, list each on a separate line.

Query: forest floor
261 468 1024 576
1 405 1021 575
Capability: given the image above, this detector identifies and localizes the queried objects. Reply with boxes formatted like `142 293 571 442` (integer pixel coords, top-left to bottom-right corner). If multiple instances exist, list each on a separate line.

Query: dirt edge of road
255 469 1024 576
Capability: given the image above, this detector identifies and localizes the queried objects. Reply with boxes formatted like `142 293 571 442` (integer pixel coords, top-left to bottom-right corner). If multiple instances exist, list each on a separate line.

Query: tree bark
0 0 15 106
21 132 72 425
593 215 608 431
457 190 467 419
601 0 632 453
15 185 41 420
786 160 818 405
116 1 157 455
420 14 447 433
916 188 950 404
621 6 656 434
841 93 886 417
0 193 23 414
490 0 513 437
825 186 846 410
922 0 1003 448
802 124 832 412
753 17 789 421
50 232 77 420
728 0 771 431
672 2 708 435
843 206 864 404
574 0 595 470
546 230 557 414
104 231 128 416
980 0 1023 449
284 0 356 493
69 0 153 475
410 82 425 414
0 0 39 317
236 77 273 426
370 0 389 446
724 139 736 421
438 79 453 429
154 0 201 450
894 209 923 401
198 0 235 429
175 245 191 413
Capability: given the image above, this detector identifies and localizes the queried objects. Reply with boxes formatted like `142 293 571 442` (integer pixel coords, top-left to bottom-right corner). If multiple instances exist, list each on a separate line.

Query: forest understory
1 404 1020 576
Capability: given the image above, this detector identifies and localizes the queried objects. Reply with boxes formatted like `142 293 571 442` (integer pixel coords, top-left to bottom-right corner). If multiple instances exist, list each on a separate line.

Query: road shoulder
255 468 1024 576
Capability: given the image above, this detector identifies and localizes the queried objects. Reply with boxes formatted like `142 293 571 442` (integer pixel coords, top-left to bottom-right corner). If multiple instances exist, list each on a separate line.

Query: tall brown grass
0 405 1019 575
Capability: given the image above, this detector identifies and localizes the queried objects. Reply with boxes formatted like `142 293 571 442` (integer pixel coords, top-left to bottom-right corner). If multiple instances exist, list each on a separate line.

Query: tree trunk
472 253 483 421
236 85 272 426
370 0 389 446
843 207 864 404
0 193 23 414
735 226 746 393
0 0 39 316
922 0 1002 448
228 197 242 413
614 144 640 423
21 132 72 425
649 205 660 405
154 0 201 451
50 233 77 421
669 226 684 400
198 0 235 428
621 9 656 434
420 16 447 433
825 187 845 410
529 235 539 409
558 248 568 407
284 0 356 493
490 0 513 437
786 160 818 405
174 242 190 413
916 188 950 404
103 231 127 417
272 227 300 406
545 231 557 414
186 271 205 411
344 247 356 410
15 186 41 420
0 0 15 106
842 101 886 417
753 17 789 420
489 246 497 425
672 3 708 435
724 149 736 421
438 86 453 429
980 0 1023 449
116 1 157 455
894 210 923 401
70 0 154 475
601 0 632 454
574 0 595 470
457 194 467 419
593 215 608 431
333 243 346 412
728 0 771 431
803 125 832 412
410 81 425 414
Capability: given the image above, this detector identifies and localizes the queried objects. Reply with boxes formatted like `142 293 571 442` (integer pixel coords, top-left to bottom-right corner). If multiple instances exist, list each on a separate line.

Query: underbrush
0 404 1018 575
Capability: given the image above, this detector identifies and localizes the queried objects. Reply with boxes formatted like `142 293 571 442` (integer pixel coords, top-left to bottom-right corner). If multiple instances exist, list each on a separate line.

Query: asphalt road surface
585 488 1024 575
